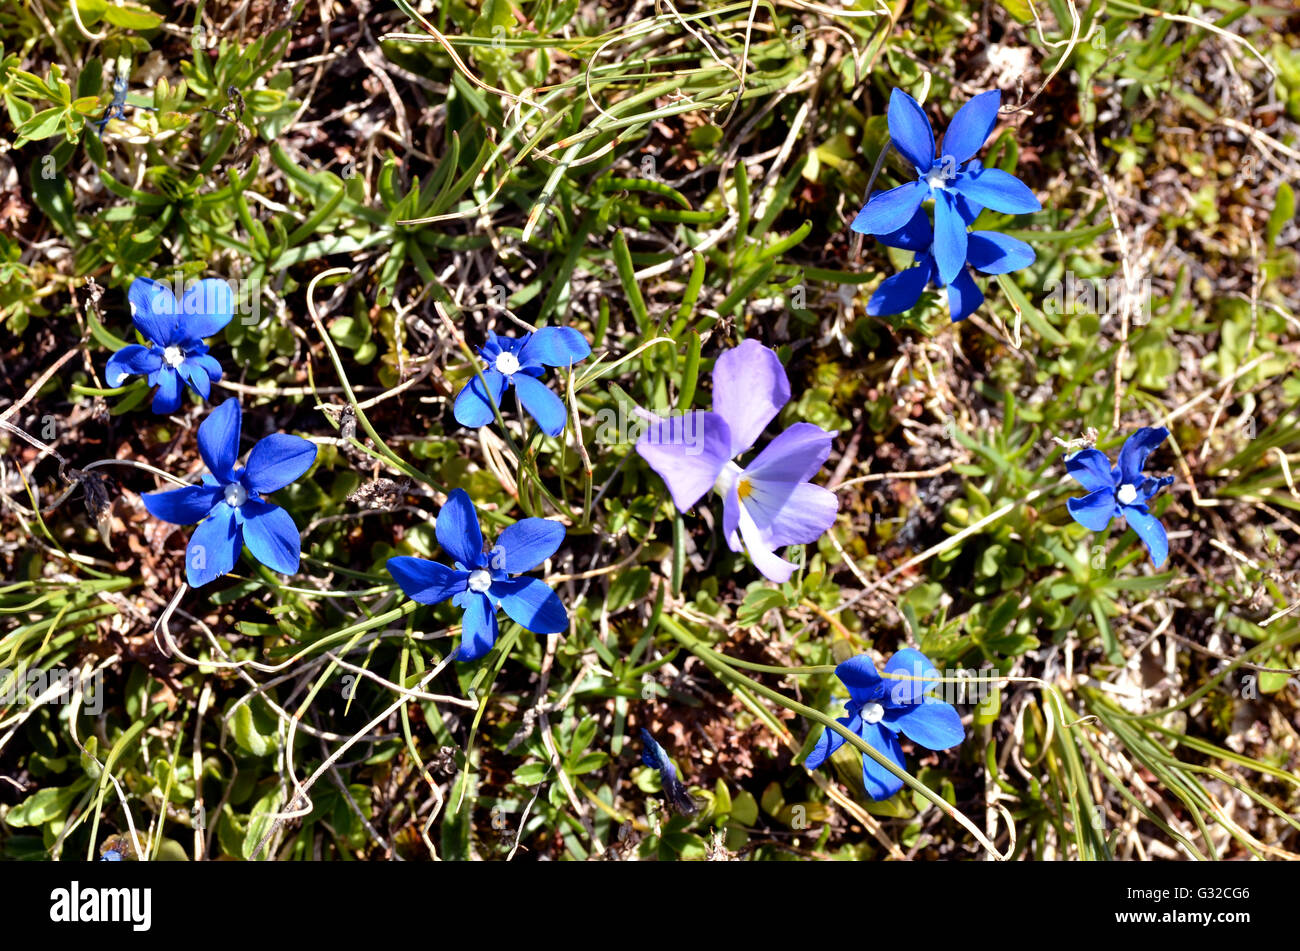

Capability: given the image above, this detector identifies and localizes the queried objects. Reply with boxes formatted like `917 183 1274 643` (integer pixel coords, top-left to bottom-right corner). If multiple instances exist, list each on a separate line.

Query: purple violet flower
635 339 839 583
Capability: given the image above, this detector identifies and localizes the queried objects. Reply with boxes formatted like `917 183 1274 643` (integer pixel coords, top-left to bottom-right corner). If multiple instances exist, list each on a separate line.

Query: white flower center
223 483 247 508
862 702 885 725
1116 483 1138 505
924 168 950 190
713 460 743 497
494 351 521 376
163 345 185 368
468 569 493 593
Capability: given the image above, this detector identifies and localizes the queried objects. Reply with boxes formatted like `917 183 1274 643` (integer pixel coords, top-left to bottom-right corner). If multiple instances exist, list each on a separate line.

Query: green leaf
566 752 609 775
16 106 65 142
569 714 598 759
606 566 650 614
8 69 54 99
1259 669 1290 693
996 0 1034 23
102 4 165 30
760 780 785 817
232 703 277 757
241 788 283 859
6 779 89 827
737 588 787 625
974 686 1002 726
1267 182 1293 250
711 779 732 818
513 762 549 785
730 790 759 826
30 161 77 237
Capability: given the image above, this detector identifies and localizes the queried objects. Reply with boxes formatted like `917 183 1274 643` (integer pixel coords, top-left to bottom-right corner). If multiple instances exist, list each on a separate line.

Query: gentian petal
239 499 302 575
189 352 223 383
517 326 591 368
456 592 499 661
744 422 834 484
945 266 984 323
932 191 969 286
142 483 222 525
640 729 667 770
151 368 184 415
436 488 484 568
197 398 242 482
876 205 934 252
882 648 940 707
387 556 470 604
955 160 985 223
835 654 885 705
186 505 240 588
1122 504 1169 567
453 368 507 429
513 373 569 436
179 278 235 339
868 263 931 316
712 338 790 457
804 713 861 770
940 89 1000 165
128 278 178 346
105 344 161 386
886 87 935 171
966 230 1035 274
243 434 317 494
1142 474 1175 501
1068 488 1118 532
636 410 733 512
952 165 1041 214
491 518 565 574
887 699 964 750
1117 426 1170 486
850 180 927 236
955 191 984 225
1066 449 1116 494
859 721 907 800
492 576 568 634
179 360 211 399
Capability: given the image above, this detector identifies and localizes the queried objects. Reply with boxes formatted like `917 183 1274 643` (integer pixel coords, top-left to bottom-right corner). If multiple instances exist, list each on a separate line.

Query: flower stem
70 383 130 397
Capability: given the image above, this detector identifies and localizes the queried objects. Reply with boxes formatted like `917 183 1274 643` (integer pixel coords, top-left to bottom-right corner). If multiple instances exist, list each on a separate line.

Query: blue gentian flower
105 277 234 414
386 488 568 661
1066 426 1174 567
640 728 698 816
94 76 128 136
852 88 1041 285
805 650 964 800
868 205 1035 322
635 339 839 583
142 398 317 588
454 327 592 436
